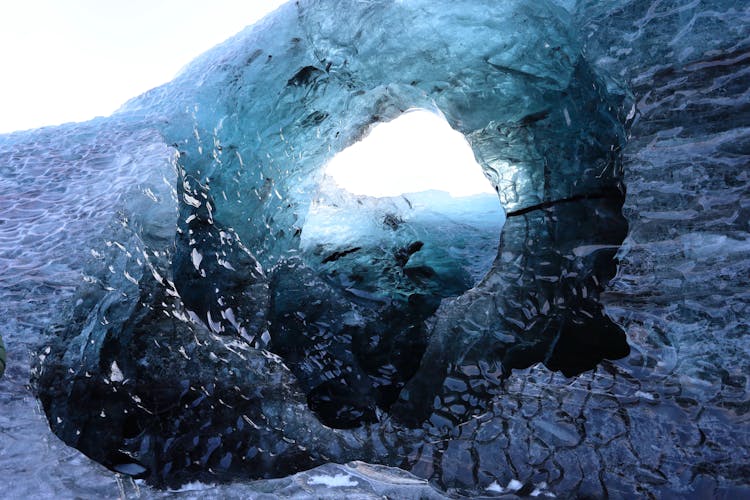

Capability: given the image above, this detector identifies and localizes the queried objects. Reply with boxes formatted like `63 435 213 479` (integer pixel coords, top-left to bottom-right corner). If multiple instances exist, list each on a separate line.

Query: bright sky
326 110 496 198
0 0 287 133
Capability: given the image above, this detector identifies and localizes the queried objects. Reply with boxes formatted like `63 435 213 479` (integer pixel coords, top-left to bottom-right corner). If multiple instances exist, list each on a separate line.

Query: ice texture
1 0 749 498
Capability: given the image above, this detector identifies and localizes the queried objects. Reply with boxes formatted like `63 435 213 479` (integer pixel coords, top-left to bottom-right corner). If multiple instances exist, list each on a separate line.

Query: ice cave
1 0 748 498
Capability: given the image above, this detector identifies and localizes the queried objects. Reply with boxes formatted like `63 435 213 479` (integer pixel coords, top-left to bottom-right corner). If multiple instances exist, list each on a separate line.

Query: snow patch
307 473 358 487
168 481 216 492
635 390 655 401
110 361 124 382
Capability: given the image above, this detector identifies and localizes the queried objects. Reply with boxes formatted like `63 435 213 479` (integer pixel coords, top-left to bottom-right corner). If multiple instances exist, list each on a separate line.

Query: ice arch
149 0 630 424
37 0 630 487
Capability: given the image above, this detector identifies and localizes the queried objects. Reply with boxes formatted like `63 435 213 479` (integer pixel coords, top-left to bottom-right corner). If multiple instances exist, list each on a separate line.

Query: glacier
0 0 748 498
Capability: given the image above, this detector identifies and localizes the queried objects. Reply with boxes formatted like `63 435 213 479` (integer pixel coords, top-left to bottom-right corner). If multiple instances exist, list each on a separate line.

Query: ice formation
1 0 748 498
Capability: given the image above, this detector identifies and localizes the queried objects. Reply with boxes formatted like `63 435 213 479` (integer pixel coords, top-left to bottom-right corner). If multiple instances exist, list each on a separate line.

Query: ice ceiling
1 0 747 497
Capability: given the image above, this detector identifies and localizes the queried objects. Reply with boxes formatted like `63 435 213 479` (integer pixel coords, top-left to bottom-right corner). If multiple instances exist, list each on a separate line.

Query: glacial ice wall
1 0 748 498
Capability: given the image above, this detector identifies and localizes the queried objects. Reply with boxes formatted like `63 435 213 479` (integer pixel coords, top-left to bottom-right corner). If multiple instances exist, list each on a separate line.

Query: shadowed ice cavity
34 0 630 488
279 110 507 428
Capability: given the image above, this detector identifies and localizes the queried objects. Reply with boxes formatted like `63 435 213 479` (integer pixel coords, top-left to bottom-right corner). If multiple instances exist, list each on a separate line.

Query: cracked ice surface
1 0 749 498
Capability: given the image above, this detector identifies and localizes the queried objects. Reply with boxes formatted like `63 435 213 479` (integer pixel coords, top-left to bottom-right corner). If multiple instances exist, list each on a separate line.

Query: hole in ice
303 109 505 289
270 110 506 429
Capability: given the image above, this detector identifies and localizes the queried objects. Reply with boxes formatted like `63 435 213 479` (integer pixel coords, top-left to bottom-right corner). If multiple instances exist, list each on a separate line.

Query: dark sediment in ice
0 0 742 497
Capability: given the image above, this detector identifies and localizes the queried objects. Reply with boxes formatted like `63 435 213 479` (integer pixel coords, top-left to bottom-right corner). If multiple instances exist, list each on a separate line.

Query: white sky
0 0 287 133
326 110 496 198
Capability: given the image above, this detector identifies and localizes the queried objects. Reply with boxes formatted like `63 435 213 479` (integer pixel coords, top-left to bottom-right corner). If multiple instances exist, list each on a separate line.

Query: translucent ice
32 0 630 481
1 0 747 498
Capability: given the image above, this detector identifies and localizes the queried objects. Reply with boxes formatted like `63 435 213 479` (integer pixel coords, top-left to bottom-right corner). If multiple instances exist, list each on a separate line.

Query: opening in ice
270 110 506 428
302 109 506 290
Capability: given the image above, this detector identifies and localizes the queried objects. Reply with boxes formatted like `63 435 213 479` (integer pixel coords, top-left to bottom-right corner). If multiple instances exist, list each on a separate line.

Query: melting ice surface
1 0 749 498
